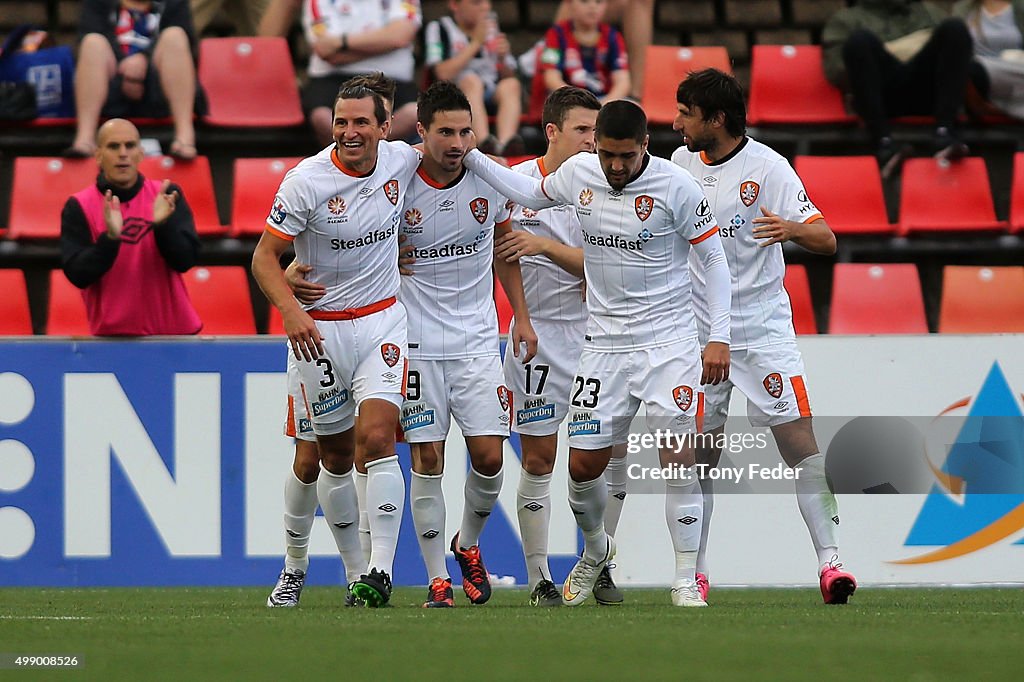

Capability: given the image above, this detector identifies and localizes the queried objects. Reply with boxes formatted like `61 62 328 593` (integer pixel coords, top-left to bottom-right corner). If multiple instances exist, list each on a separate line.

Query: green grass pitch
2 587 1023 680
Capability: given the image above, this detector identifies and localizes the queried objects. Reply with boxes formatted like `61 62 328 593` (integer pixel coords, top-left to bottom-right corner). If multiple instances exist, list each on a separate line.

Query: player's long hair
417 81 472 129
676 68 747 138
542 86 601 130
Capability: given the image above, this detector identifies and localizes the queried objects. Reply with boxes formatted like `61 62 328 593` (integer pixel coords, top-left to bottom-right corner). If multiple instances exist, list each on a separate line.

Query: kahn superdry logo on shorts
740 181 760 207
672 385 693 411
635 195 654 222
763 372 784 399
470 197 489 224
383 179 400 205
381 343 401 367
497 385 511 412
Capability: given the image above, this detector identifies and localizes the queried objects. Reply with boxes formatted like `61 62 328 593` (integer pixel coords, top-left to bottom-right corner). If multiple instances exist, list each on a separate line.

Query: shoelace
429 579 450 602
274 572 302 600
824 554 844 573
595 564 615 588
538 580 560 600
462 549 488 584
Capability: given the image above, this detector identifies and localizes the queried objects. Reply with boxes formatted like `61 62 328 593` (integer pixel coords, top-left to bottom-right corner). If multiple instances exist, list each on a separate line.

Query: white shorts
504 316 585 437
284 350 316 442
401 355 510 443
567 338 702 450
296 302 408 436
702 341 812 431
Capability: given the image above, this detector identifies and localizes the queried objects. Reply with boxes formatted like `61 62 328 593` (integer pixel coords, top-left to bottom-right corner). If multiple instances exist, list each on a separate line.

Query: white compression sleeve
691 233 732 344
462 149 559 210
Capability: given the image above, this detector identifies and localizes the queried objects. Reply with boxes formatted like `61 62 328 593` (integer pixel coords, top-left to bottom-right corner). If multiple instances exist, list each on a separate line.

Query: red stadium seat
829 264 927 334
139 155 226 236
230 157 302 236
642 46 732 125
747 45 857 126
494 275 514 335
182 266 257 334
938 266 1024 333
1009 152 1024 234
8 157 96 240
199 37 304 128
784 265 817 334
898 157 1004 235
794 156 894 235
267 304 285 335
46 270 91 336
0 269 33 334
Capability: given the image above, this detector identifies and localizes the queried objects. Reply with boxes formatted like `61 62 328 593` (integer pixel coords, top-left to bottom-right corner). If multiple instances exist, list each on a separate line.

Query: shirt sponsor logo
330 224 396 250
383 179 400 205
312 387 349 416
402 403 436 431
582 229 644 251
694 198 714 230
568 413 601 436
270 200 287 225
635 194 654 222
740 181 760 207
327 195 347 215
439 199 455 213
522 207 538 219
517 400 555 425
579 188 594 206
409 241 481 258
404 208 422 226
297 418 313 434
703 175 718 185
470 197 489 224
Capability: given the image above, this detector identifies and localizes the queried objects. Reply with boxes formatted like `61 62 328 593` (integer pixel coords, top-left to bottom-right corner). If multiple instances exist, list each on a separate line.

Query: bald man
60 118 203 336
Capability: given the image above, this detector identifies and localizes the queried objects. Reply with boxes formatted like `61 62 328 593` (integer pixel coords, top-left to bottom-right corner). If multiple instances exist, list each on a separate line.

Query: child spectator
538 0 630 103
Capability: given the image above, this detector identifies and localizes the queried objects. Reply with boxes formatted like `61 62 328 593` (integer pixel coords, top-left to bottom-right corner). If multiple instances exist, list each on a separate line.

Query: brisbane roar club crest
635 195 654 222
673 385 693 411
740 181 760 207
470 197 489 224
383 179 400 205
497 385 511 412
763 372 784 399
579 188 594 206
381 343 401 368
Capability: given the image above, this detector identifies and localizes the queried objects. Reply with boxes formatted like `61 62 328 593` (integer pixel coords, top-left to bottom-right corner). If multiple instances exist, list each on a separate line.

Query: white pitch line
0 616 93 621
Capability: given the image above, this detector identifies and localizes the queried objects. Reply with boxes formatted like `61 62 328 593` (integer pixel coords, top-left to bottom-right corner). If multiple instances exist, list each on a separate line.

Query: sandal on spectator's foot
169 140 197 160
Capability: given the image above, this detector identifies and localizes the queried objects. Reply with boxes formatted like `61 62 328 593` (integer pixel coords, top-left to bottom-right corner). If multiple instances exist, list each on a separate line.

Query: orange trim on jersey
537 157 550 177
540 176 554 201
416 166 448 189
331 147 374 178
696 392 705 434
700 151 712 165
790 376 812 417
265 224 295 241
308 0 321 22
802 213 824 224
495 217 512 230
285 394 297 437
689 225 719 244
309 296 396 321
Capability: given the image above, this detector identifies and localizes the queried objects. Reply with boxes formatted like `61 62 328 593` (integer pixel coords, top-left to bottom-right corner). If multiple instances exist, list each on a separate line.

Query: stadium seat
642 46 731 125
198 37 304 128
747 45 856 126
0 269 33 334
46 270 91 336
267 304 284 335
829 264 928 334
494 275 513 335
8 157 96 240
182 266 257 334
784 264 817 334
794 156 894 235
1009 152 1024 234
230 157 302 236
898 157 1004 235
938 266 1024 333
139 155 226 236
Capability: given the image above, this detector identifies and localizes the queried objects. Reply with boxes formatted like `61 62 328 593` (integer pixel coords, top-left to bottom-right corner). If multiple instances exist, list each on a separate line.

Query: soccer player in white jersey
671 68 856 605
398 81 538 608
252 83 421 608
463 100 733 607
266 73 398 609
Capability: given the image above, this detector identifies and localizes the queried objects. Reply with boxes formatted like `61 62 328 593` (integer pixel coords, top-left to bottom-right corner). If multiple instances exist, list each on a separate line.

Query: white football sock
603 457 627 538
793 453 840 572
316 465 364 582
568 475 608 564
283 470 319 573
459 466 503 548
517 470 553 588
697 475 714 577
354 469 371 567
365 455 405 577
411 471 449 580
665 469 702 584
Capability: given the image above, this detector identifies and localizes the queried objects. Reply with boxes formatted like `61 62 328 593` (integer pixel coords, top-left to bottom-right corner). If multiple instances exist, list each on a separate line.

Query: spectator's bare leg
494 77 522 147
70 34 116 154
458 73 492 144
152 26 198 157
310 105 334 146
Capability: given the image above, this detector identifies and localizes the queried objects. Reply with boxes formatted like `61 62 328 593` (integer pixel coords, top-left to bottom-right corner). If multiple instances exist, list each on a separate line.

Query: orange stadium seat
794 156 894 235
230 157 302 236
0 269 33 334
199 37 304 128
898 157 1004 235
784 265 817 334
642 46 731 125
8 157 96 240
829 264 928 334
938 266 1024 333
183 266 257 334
139 155 226 236
1009 152 1024 234
747 45 857 126
46 270 91 336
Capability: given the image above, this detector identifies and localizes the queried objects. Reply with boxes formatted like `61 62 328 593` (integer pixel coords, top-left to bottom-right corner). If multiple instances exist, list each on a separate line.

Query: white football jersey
541 153 720 352
266 141 421 311
399 167 512 360
671 138 823 350
510 158 586 324
303 0 421 79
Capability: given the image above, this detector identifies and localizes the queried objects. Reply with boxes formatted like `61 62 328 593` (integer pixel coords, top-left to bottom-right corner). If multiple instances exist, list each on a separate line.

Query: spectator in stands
60 118 202 336
191 0 269 36
301 0 421 145
257 0 300 36
65 0 202 160
955 0 1024 120
425 0 523 156
822 0 974 178
553 0 651 101
539 0 630 104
